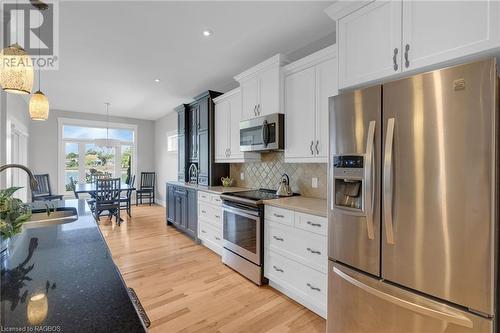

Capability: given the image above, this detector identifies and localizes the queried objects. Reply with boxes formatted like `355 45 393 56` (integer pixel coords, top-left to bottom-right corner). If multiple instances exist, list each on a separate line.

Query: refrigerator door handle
364 120 376 240
383 118 395 244
333 266 474 329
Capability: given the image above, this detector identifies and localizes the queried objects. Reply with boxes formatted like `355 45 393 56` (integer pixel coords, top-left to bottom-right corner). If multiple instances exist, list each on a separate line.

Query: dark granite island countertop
1 199 146 332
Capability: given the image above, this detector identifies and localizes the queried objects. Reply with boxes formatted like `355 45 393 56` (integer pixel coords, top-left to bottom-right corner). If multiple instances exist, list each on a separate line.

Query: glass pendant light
0 0 34 94
29 8 49 120
95 103 121 148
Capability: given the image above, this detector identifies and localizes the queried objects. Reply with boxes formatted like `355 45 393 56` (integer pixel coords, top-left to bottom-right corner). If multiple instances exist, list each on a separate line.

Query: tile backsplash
229 152 327 199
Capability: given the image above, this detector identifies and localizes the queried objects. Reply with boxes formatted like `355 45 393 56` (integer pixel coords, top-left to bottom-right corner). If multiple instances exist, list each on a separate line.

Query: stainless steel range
220 189 292 285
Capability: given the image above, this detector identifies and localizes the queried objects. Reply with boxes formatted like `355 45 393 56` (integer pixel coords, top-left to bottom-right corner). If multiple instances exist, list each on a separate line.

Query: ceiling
41 1 336 120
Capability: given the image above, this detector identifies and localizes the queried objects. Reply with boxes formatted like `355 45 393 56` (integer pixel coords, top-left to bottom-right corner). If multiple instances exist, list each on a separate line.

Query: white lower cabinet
264 206 327 318
198 191 223 255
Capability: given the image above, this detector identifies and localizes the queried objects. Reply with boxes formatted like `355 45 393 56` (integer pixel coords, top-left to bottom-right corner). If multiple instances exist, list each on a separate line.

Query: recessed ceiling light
154 79 160 83
202 30 213 37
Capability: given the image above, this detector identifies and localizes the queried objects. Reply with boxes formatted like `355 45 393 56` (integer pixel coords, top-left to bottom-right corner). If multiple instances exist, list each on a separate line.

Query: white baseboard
156 198 166 207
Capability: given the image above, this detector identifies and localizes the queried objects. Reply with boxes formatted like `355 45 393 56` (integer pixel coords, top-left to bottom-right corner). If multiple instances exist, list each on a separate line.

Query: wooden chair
31 174 64 202
136 172 155 206
120 175 135 217
93 178 122 225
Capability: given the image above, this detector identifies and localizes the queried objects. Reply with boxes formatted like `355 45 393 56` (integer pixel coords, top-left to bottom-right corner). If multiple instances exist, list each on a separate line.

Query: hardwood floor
99 204 326 333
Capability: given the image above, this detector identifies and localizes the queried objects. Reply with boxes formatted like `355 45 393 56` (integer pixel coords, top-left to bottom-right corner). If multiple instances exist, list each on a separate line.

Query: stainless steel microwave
239 113 284 152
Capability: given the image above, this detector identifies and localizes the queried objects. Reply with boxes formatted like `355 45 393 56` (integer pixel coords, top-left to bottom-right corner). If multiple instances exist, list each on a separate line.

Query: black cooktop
224 189 280 201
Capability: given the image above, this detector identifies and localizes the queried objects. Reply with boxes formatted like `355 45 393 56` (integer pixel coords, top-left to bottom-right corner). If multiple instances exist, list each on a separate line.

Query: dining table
73 183 136 198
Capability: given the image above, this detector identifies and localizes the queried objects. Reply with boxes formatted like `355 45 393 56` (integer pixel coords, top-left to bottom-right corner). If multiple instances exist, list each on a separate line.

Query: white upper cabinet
315 57 337 160
235 54 288 120
214 98 230 162
214 88 260 163
336 1 402 89
402 1 500 71
327 0 500 89
284 45 338 163
240 78 259 120
285 67 316 160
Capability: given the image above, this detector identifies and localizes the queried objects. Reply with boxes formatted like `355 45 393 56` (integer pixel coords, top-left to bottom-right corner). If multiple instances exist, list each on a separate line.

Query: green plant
0 187 32 239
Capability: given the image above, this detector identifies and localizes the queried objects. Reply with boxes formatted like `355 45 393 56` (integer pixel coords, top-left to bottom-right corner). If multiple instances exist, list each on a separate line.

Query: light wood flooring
99 204 326 333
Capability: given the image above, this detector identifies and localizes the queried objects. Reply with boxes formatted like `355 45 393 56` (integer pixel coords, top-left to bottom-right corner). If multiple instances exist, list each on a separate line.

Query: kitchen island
1 199 146 332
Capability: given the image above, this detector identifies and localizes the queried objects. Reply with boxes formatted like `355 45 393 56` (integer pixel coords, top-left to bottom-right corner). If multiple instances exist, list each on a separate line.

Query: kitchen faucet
0 164 39 190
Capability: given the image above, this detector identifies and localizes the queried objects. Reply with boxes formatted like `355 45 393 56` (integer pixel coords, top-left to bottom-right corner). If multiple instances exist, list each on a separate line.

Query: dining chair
89 172 111 184
93 178 122 225
136 172 155 206
120 175 135 217
31 174 64 202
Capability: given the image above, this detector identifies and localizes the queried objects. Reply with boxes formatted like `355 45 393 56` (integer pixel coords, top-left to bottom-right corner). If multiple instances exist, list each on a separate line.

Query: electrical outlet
240 172 245 181
312 177 318 188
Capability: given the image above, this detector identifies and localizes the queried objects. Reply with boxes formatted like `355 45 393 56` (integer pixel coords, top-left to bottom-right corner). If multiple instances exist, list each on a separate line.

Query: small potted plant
0 187 32 253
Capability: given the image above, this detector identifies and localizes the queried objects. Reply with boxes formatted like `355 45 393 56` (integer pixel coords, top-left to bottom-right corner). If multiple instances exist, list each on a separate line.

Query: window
167 134 178 152
58 118 137 194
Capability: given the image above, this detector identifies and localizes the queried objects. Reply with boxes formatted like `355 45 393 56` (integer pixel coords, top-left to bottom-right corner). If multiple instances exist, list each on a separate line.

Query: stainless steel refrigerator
328 59 498 333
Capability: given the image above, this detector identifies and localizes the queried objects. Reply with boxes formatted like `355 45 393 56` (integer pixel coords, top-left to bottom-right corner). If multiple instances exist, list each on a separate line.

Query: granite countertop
1 199 146 332
263 196 328 217
166 181 249 195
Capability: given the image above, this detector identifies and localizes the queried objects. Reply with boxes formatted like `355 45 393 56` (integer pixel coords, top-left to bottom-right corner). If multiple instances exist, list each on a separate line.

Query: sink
23 207 78 229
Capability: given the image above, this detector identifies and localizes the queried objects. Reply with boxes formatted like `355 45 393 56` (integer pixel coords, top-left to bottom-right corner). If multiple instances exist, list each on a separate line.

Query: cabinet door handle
201 210 207 214
228 148 231 157
307 221 321 227
393 48 399 71
404 44 410 68
310 141 314 155
307 283 321 292
215 215 220 219
307 248 321 255
273 213 284 218
201 230 207 233
273 236 284 241
215 236 221 241
315 140 319 155
273 265 284 273
253 105 257 116
258 104 261 115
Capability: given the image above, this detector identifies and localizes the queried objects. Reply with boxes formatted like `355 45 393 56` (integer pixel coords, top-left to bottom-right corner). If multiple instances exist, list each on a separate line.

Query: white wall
0 93 31 189
154 111 178 205
29 109 155 193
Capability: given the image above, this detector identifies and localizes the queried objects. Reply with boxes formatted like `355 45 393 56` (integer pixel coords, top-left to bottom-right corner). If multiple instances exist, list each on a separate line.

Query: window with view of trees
61 123 135 193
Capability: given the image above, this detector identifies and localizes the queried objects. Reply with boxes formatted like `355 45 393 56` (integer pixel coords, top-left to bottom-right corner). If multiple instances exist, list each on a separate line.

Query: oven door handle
223 205 260 219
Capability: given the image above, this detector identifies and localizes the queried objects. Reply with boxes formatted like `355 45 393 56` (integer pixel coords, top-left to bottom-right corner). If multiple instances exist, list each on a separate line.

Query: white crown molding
283 44 337 75
213 87 240 103
325 0 373 21
234 54 289 82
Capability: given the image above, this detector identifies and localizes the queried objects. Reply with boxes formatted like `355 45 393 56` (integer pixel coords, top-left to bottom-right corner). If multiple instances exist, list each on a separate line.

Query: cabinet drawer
265 249 300 287
198 191 211 203
297 263 327 307
199 203 222 228
199 220 222 246
210 194 223 206
198 202 213 221
265 206 294 226
295 212 327 236
265 220 327 273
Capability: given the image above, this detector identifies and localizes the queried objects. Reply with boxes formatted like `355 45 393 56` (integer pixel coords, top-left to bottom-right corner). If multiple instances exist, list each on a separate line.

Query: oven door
222 203 261 265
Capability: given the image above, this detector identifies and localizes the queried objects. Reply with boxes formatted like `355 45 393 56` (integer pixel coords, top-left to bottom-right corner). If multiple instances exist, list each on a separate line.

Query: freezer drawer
328 262 493 333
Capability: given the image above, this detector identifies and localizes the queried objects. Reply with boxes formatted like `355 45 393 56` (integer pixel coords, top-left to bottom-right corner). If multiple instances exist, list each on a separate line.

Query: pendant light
95 103 121 148
0 0 34 94
29 6 49 120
